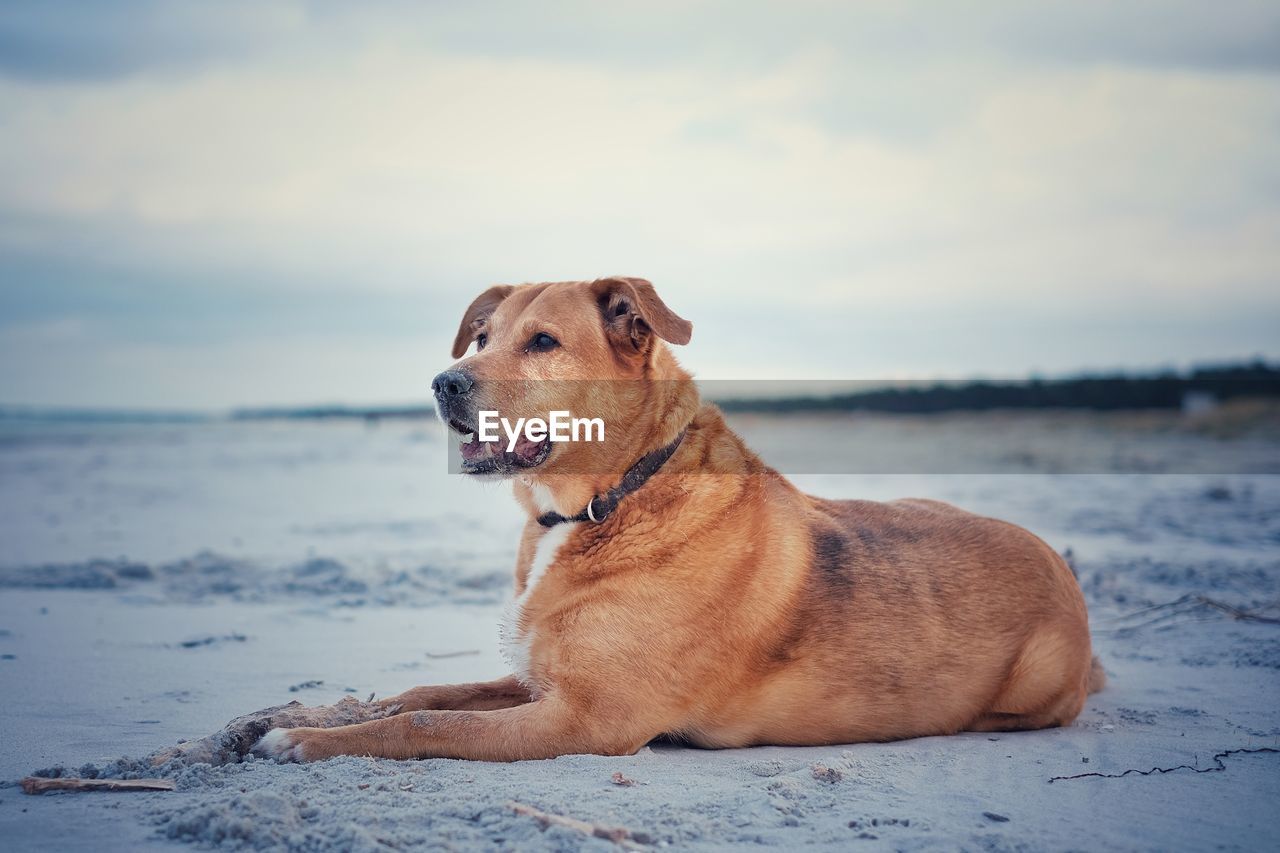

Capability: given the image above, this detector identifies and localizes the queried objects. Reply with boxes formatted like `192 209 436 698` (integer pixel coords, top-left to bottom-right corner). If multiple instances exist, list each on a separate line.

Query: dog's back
681 490 1096 746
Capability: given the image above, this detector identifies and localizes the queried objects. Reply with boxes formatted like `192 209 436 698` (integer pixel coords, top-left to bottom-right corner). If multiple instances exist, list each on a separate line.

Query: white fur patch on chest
527 481 556 514
499 522 575 691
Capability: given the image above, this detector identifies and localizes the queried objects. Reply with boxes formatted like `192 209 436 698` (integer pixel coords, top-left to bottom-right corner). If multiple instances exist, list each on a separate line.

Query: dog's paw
253 727 311 762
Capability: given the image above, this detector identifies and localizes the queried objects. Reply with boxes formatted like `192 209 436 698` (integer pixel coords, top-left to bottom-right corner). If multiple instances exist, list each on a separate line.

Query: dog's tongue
460 438 499 462
459 432 547 465
512 433 544 462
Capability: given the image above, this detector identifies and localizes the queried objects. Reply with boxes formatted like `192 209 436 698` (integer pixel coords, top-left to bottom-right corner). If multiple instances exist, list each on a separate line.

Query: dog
255 276 1103 762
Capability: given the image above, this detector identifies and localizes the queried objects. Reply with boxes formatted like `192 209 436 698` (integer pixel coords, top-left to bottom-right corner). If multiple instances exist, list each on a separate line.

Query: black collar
537 429 687 528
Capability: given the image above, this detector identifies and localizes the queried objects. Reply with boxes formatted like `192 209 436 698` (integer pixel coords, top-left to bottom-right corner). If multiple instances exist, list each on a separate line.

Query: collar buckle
536 427 687 529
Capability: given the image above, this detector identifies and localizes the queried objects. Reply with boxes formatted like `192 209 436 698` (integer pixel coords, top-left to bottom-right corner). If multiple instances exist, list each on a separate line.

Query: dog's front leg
376 675 532 714
255 696 648 762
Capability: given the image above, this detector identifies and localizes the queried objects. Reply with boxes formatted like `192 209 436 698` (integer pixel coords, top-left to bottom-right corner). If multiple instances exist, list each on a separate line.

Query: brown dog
255 277 1102 762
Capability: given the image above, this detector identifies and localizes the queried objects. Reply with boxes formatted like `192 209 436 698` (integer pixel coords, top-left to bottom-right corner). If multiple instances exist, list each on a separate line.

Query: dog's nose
432 369 475 400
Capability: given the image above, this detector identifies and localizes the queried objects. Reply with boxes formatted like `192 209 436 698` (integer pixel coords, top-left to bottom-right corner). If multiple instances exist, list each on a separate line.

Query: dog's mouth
449 417 552 475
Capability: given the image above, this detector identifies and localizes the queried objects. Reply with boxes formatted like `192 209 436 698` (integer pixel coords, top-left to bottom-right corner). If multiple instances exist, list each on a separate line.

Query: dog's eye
527 333 559 353
475 333 488 351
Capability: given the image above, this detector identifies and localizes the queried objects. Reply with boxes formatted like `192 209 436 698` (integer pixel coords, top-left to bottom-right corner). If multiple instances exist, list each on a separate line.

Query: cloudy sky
1 1 1278 409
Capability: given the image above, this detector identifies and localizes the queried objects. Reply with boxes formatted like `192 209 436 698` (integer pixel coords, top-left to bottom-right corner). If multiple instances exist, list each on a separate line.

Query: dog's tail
1087 655 1107 694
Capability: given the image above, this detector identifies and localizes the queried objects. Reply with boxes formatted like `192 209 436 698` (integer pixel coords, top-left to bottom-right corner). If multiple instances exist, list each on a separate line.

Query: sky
1 1 1278 409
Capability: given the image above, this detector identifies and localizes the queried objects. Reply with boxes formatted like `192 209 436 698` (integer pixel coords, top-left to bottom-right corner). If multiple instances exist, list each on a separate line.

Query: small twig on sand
508 801 650 849
1196 597 1280 623
21 777 175 795
1097 595 1280 634
1047 747 1279 783
423 650 481 659
811 763 843 783
26 696 402 785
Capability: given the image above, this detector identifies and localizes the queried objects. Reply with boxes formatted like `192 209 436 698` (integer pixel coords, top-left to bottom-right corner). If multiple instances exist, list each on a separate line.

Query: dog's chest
499 522 575 690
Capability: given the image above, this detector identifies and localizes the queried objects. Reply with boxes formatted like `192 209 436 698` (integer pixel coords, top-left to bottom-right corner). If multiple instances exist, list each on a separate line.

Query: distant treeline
717 361 1280 415
215 361 1280 422
230 405 433 422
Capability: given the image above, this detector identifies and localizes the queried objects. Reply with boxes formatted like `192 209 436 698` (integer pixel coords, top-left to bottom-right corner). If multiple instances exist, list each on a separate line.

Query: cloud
0 0 311 81
4 1 1277 83
985 1 1280 72
0 2 1277 405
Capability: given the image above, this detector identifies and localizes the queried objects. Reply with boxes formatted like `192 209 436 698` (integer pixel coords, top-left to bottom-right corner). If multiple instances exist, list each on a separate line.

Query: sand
0 414 1276 850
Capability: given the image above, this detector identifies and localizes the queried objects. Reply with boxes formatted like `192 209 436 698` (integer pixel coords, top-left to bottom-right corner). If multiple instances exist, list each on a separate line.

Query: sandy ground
0 414 1277 851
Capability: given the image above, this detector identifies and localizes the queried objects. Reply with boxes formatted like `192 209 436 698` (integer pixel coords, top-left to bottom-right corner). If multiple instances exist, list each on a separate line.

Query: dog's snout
432 369 475 400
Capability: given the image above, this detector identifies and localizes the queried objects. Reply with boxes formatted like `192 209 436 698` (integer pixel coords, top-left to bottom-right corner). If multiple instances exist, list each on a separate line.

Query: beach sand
1 414 1276 851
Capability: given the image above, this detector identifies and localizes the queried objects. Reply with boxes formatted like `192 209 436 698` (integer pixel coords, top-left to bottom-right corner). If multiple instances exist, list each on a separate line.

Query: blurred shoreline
2 360 1277 425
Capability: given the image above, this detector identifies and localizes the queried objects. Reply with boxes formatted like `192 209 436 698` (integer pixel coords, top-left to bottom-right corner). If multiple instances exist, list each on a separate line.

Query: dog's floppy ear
592 277 692 354
451 285 515 358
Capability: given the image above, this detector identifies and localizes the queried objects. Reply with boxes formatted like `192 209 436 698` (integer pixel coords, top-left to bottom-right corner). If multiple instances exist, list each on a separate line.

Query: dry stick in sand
23 696 401 795
24 696 399 794
21 778 175 795
1196 596 1280 624
508 801 650 849
1097 594 1280 634
1047 747 1279 783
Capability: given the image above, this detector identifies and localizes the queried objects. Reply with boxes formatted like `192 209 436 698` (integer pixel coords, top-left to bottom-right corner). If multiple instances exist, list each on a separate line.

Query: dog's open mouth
449 418 552 475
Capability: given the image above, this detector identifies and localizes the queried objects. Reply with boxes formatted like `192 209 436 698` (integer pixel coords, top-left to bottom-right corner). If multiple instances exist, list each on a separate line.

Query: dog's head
433 277 696 480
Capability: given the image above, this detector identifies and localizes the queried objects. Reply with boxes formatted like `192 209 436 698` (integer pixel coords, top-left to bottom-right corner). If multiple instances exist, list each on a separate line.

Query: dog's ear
592 277 692 355
451 285 515 358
